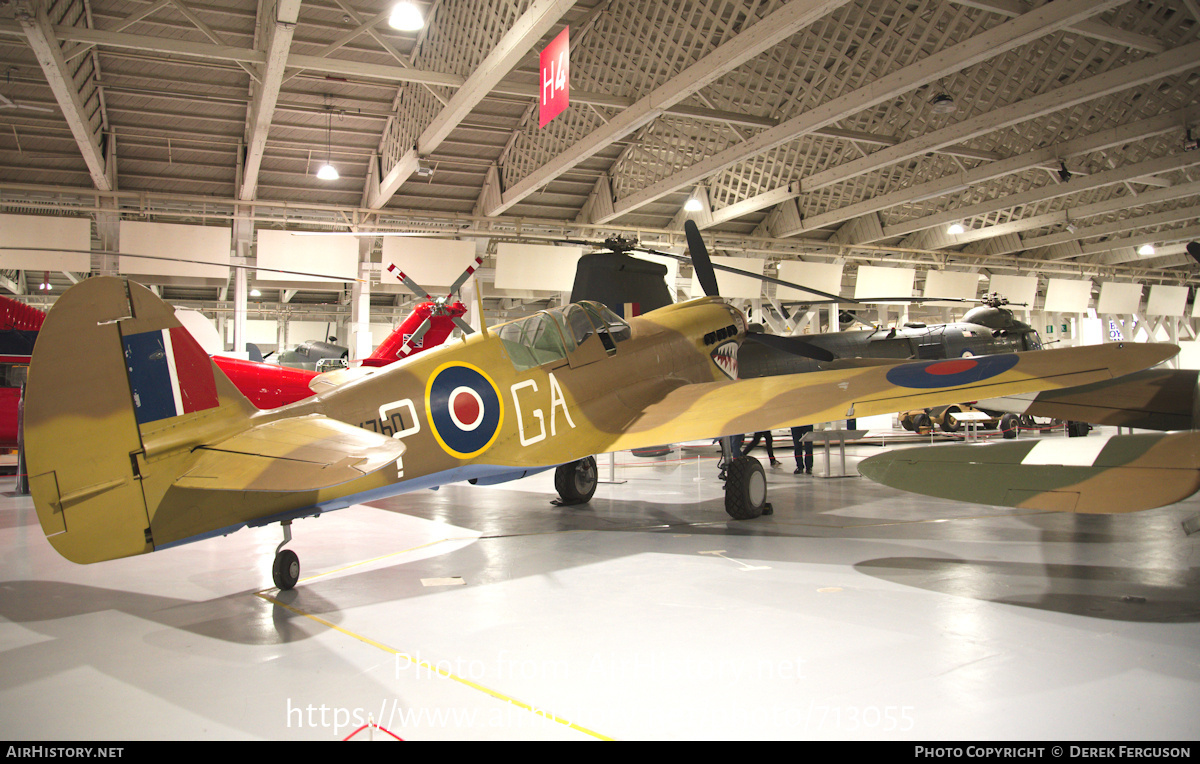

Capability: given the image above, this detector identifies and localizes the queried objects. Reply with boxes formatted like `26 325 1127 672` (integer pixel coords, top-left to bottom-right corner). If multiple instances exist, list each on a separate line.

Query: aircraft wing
857 431 1200 514
976 367 1199 431
605 342 1176 452
176 415 404 492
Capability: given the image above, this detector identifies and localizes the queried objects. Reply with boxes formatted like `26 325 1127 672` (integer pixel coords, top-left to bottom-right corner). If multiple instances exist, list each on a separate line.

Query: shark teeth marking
712 341 739 380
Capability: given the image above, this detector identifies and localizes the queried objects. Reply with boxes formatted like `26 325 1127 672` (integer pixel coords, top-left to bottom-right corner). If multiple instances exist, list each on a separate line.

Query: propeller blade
744 333 835 362
1188 241 1200 264
684 220 720 297
451 316 475 335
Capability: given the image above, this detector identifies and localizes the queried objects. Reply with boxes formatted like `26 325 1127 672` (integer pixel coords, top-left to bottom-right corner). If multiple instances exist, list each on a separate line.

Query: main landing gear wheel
554 455 598 505
725 455 769 520
273 549 300 591
999 412 1019 439
272 520 300 590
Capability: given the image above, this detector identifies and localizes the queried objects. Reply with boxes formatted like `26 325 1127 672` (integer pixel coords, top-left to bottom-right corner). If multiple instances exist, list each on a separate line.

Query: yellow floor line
253 589 612 741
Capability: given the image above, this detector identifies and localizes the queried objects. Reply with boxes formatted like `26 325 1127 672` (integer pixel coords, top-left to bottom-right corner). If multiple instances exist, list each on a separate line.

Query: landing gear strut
272 520 300 590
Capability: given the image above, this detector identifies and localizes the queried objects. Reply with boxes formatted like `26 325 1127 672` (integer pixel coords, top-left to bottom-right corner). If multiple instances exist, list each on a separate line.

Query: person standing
791 424 814 474
741 431 781 467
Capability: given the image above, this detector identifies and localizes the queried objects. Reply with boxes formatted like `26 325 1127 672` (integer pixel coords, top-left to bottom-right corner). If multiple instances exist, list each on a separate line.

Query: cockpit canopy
494 301 631 371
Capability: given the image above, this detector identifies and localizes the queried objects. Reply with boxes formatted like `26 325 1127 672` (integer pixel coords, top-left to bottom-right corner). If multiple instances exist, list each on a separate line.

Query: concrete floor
1 428 1198 741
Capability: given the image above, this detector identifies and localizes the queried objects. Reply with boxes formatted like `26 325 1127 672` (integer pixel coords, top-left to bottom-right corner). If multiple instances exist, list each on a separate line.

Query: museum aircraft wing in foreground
858 431 1200 515
23 226 1176 589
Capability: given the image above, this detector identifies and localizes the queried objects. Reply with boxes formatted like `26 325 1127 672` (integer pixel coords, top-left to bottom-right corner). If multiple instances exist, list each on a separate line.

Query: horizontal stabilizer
177 415 404 493
858 431 1200 514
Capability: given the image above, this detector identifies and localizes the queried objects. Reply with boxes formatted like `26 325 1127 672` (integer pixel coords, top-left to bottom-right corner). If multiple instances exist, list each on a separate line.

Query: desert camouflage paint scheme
858 431 1200 514
24 277 1176 566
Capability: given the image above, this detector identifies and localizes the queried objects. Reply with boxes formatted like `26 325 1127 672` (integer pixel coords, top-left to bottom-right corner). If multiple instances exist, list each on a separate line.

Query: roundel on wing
426 363 503 458
885 353 1020 389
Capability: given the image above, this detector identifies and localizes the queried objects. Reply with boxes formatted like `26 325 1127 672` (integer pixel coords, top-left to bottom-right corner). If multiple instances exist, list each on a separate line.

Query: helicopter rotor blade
447 255 484 296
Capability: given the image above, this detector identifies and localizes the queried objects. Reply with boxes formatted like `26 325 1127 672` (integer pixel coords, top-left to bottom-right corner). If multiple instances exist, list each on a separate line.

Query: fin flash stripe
123 326 219 425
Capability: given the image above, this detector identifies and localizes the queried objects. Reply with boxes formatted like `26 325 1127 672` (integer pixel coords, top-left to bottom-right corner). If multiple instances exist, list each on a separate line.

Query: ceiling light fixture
389 1 424 31
316 104 338 181
684 198 703 212
929 93 956 114
1138 244 1156 256
947 222 965 235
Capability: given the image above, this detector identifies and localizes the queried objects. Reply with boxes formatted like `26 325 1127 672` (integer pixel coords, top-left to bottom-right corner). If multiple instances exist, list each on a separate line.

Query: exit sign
539 27 569 127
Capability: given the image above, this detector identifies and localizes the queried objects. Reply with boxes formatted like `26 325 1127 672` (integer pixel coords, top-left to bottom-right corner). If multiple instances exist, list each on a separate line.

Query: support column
350 262 372 362
233 262 248 357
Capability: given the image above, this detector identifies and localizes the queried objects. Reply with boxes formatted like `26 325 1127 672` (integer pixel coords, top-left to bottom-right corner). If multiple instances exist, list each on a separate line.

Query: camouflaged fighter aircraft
22 223 1178 590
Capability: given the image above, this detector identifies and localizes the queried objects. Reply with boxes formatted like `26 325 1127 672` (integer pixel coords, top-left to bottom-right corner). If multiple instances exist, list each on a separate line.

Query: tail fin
24 277 257 564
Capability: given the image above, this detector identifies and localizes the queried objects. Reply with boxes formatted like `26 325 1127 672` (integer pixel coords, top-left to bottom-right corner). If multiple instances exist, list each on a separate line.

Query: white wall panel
776 261 844 301
854 265 915 302
987 274 1038 307
256 230 357 282
1097 282 1143 315
1044 278 1092 313
382 237 478 289
120 221 230 278
1146 284 1188 317
494 243 582 291
923 270 979 307
693 256 765 299
0 214 91 271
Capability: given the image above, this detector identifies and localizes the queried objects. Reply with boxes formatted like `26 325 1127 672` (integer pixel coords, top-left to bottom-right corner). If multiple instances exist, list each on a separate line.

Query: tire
999 413 1019 439
554 455 598 504
273 549 300 590
941 405 962 433
725 456 767 520
913 412 932 435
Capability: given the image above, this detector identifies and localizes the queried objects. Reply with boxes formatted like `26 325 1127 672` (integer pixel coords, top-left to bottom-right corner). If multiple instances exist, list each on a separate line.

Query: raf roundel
426 363 503 458
885 354 1021 389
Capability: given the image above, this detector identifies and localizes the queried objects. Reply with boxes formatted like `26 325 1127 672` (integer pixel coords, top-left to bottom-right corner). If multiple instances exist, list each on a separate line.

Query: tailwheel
272 520 300 590
554 455 598 505
724 455 770 520
273 549 300 591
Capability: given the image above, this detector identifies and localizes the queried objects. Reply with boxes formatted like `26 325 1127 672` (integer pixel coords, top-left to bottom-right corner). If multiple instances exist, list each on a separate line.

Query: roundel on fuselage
426 362 503 458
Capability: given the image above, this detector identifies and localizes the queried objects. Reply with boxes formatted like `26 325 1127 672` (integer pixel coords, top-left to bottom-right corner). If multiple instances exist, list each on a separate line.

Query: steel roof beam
12 1 111 191
367 0 576 210
482 0 851 218
239 0 301 202
592 0 1132 225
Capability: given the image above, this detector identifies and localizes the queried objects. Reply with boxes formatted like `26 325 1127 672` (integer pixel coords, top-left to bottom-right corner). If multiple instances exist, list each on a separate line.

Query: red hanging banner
539 27 569 128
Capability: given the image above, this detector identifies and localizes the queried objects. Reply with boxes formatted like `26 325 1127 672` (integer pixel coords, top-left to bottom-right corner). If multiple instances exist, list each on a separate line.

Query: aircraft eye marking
425 363 503 459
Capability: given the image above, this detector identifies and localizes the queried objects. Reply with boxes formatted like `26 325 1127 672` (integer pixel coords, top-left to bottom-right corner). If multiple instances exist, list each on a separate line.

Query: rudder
24 277 255 564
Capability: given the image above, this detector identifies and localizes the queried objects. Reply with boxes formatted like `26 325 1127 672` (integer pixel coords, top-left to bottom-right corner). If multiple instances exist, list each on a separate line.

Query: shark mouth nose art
712 341 739 380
